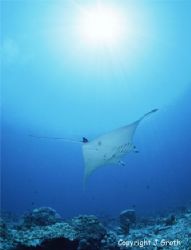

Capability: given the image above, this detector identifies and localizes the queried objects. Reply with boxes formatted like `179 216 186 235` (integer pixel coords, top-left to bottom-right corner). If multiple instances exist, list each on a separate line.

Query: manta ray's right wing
82 109 158 184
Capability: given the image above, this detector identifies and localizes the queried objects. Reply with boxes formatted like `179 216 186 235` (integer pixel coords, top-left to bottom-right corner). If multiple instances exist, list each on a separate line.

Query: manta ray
82 109 158 184
29 109 158 185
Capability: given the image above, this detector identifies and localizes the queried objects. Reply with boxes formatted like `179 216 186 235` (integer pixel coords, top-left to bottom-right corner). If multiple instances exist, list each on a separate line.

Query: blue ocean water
1 0 191 219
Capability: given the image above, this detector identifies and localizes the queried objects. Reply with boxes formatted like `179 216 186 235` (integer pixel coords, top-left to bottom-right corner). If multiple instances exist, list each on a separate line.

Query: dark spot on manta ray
82 137 89 143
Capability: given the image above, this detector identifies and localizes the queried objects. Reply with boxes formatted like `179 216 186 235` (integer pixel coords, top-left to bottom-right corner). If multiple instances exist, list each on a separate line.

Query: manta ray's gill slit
111 153 116 158
123 143 129 152
118 144 126 153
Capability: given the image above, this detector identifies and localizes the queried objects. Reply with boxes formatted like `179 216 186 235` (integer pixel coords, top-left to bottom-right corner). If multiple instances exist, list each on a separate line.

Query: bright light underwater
77 4 126 47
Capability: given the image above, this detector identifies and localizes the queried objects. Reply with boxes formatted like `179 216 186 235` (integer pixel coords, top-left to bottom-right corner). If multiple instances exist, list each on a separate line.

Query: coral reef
1 206 191 250
164 214 176 226
72 215 106 249
0 217 8 238
72 215 106 240
21 207 61 228
119 209 136 234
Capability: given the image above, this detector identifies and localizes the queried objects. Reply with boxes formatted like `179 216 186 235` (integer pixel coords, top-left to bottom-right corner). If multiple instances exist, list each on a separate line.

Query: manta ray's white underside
82 109 158 183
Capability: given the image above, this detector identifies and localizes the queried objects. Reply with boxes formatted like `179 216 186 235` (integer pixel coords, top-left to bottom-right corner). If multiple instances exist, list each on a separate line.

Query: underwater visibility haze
1 0 191 223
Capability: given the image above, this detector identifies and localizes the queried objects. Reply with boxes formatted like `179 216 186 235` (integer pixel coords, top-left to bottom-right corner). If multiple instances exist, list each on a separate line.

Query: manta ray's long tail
29 135 82 144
